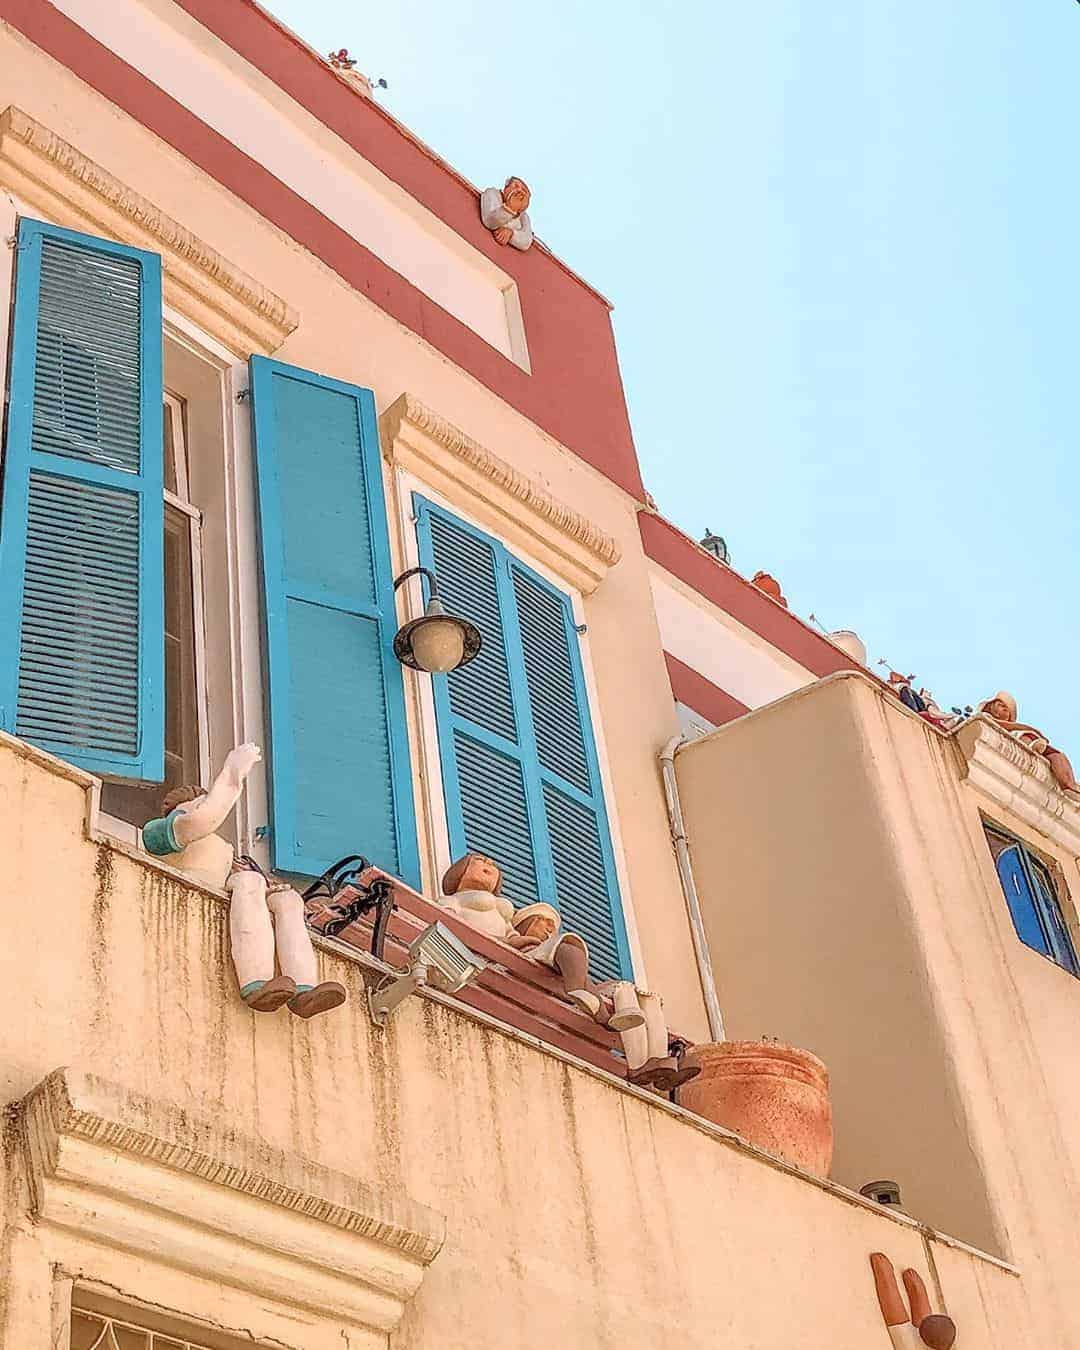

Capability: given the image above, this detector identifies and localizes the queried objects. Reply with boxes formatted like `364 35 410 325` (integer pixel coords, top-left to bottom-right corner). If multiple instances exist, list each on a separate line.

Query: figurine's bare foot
223 742 262 789
288 981 347 1019
241 974 296 1012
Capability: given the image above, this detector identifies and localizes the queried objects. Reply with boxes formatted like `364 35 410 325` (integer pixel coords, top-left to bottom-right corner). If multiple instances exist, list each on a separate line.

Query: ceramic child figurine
439 853 519 940
142 744 346 1018
479 177 533 250
509 905 700 1092
438 853 698 1091
869 1253 957 1349
978 691 1079 794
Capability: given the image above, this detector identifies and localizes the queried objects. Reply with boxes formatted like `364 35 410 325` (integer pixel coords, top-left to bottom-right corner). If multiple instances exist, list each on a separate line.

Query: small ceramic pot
677 1039 833 1177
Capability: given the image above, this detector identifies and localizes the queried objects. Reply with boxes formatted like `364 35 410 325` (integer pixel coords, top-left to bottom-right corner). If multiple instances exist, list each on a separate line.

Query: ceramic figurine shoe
241 974 297 1012
288 981 348 1019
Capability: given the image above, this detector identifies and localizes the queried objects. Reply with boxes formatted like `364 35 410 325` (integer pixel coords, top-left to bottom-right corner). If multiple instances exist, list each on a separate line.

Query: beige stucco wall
0 736 1028 1348
0 17 711 1040
677 671 1080 1340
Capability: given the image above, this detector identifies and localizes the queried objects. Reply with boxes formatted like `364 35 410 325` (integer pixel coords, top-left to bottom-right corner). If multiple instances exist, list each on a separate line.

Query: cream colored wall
676 671 1080 1340
44 0 529 365
675 673 1001 1251
0 18 709 1041
0 738 1029 1348
648 561 815 708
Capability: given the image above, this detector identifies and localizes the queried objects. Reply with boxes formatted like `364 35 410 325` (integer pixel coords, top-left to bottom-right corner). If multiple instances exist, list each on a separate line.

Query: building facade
0 3 1074 1346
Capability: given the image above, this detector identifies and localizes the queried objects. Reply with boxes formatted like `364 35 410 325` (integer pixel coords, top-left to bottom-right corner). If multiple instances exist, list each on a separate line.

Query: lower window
72 1305 216 1350
984 822 1079 975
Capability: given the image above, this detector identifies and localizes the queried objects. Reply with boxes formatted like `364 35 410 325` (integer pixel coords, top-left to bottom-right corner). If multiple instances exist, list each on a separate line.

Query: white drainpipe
659 736 726 1042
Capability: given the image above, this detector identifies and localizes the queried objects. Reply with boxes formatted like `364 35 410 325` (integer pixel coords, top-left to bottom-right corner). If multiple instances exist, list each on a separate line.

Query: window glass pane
994 844 1052 957
163 404 177 495
102 504 200 826
1029 857 1079 975
71 1310 111 1350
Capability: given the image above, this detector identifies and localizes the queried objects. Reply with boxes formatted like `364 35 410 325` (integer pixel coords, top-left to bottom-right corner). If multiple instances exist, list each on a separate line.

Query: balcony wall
0 732 1029 1348
676 671 1080 1340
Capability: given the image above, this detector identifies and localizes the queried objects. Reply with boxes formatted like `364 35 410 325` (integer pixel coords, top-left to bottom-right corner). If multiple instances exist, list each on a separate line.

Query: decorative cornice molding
20 1068 445 1333
0 107 298 354
955 716 1080 857
381 393 622 593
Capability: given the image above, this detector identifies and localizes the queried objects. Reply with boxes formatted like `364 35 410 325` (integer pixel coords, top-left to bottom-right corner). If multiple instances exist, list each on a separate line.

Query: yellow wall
677 671 1080 1338
0 736 1026 1348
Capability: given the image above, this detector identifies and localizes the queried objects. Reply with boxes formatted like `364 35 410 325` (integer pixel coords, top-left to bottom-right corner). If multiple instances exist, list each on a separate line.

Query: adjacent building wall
676 671 1080 1339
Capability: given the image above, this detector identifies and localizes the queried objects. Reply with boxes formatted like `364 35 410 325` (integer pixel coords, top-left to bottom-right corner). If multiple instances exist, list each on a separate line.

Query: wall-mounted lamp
392 566 482 673
367 921 485 1025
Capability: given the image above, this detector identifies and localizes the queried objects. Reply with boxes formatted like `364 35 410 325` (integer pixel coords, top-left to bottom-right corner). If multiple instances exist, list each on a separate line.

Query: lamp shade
393 596 481 673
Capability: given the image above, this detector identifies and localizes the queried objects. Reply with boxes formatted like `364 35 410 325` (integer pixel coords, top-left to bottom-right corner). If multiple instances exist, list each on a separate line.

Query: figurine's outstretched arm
509 211 533 250
479 187 506 231
172 743 261 847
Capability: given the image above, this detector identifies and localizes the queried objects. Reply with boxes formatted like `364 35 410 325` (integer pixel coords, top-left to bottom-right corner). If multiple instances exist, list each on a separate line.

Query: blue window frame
414 497 631 981
0 218 164 781
984 822 1079 976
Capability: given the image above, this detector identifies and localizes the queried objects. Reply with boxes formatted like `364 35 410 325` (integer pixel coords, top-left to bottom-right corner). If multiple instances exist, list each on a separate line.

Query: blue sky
266 0 1080 748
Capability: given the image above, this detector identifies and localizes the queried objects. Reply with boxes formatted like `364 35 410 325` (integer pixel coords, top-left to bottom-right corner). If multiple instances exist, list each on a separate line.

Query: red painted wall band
0 0 644 499
664 652 749 727
641 512 859 679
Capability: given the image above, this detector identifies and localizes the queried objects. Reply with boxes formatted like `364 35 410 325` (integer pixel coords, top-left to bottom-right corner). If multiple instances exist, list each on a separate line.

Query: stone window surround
12 1066 444 1348
954 714 1080 859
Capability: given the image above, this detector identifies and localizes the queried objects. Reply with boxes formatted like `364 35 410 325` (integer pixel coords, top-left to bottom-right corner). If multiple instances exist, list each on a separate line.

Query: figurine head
161 783 206 815
512 902 560 943
502 177 531 216
442 852 502 897
979 691 1017 723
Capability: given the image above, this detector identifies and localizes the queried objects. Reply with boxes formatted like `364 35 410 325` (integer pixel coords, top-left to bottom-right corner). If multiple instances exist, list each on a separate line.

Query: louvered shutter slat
0 220 164 780
430 513 517 742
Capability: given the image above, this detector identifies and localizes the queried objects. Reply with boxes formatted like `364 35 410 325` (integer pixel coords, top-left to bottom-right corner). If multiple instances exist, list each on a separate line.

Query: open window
101 391 206 825
984 820 1079 976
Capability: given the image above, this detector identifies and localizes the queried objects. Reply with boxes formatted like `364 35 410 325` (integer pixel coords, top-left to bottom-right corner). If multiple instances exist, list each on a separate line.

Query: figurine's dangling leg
624 990 681 1090
226 869 295 1011
266 884 347 1019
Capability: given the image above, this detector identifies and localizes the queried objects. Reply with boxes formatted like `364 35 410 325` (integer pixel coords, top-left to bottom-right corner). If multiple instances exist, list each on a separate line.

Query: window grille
71 1307 217 1350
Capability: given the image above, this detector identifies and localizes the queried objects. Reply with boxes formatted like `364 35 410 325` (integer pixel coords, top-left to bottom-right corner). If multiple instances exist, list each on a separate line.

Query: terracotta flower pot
677 1040 833 1178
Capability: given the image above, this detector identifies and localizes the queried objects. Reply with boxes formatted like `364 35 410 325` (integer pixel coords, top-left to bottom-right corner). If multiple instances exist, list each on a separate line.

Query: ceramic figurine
509 904 701 1092
978 691 1079 794
439 853 698 1090
886 671 927 715
439 852 518 941
869 1253 957 1349
142 744 346 1018
479 177 533 251
751 571 788 608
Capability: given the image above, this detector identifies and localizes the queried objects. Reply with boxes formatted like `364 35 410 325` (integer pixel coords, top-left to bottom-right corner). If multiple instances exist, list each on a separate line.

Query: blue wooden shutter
416 498 630 980
0 219 164 779
249 357 419 884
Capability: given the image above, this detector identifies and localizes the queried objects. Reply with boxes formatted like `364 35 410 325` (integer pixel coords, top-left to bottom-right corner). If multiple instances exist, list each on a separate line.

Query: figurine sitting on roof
480 177 534 251
440 853 699 1090
751 571 788 608
142 744 347 1018
978 692 1079 794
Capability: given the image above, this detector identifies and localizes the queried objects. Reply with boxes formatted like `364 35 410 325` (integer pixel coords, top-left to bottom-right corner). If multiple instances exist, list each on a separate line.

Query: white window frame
390 462 648 986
